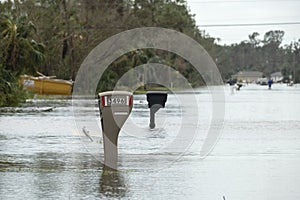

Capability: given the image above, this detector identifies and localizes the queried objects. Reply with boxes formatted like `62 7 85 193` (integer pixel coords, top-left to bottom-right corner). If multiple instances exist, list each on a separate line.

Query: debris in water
82 126 94 142
0 107 55 113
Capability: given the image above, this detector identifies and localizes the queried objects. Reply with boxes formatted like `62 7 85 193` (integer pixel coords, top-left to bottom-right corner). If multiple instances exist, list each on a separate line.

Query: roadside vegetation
0 0 299 106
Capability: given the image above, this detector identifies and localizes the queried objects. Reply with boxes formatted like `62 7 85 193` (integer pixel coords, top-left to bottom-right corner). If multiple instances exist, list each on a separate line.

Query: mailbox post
146 91 168 129
98 91 133 169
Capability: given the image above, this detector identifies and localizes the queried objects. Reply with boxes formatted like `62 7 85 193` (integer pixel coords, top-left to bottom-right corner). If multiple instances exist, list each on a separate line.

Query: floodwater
1 84 300 200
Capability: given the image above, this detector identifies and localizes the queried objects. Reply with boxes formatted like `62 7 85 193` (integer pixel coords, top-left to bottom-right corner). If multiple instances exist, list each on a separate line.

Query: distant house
270 72 283 83
231 71 263 83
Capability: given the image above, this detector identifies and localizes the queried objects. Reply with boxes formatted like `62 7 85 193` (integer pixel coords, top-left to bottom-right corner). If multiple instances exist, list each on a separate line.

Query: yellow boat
19 73 73 95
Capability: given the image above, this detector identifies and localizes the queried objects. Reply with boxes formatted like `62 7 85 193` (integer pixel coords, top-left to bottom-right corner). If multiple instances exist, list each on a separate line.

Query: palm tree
0 13 45 106
0 14 45 74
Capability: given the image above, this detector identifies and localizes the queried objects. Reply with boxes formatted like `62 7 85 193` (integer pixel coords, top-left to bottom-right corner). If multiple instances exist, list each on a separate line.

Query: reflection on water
100 165 127 198
1 84 300 199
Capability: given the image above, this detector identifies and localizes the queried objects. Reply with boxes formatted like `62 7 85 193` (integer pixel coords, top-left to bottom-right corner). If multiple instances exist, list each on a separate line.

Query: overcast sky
187 0 300 45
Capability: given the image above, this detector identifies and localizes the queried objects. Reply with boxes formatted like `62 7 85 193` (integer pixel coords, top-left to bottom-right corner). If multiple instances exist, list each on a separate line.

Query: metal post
98 91 133 169
146 91 168 129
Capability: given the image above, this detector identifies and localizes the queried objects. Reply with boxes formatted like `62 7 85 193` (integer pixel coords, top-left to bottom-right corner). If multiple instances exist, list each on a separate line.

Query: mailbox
98 91 133 169
146 91 168 129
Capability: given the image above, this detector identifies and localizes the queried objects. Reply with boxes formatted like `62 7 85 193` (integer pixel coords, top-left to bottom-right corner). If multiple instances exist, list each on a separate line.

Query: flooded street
1 84 300 200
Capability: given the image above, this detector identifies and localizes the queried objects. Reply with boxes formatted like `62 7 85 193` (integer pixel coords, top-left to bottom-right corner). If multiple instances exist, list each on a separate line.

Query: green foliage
0 13 45 74
216 31 300 81
0 5 45 107
0 65 27 107
1 0 300 107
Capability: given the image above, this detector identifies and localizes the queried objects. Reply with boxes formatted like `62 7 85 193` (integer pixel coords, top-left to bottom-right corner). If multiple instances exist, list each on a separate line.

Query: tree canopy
0 0 299 106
